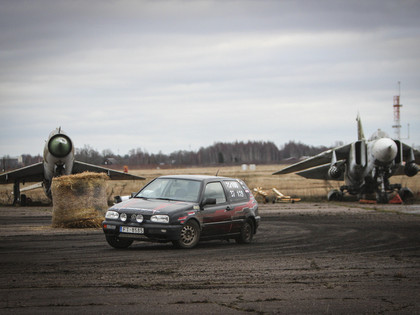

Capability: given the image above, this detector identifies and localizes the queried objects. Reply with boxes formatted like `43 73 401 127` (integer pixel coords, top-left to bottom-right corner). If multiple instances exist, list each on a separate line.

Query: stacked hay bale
51 172 109 228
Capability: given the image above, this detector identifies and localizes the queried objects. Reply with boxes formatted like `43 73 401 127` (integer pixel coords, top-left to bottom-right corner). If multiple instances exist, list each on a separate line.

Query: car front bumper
102 220 183 241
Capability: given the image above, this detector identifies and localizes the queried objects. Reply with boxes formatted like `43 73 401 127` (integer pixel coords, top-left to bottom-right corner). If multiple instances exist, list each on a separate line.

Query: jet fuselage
273 116 419 203
344 134 400 198
42 128 75 197
0 128 145 205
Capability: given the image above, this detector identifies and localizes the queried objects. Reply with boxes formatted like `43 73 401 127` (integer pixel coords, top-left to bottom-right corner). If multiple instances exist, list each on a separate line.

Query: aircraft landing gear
376 191 388 204
375 167 393 204
12 181 29 206
327 189 343 201
398 187 414 204
13 181 20 206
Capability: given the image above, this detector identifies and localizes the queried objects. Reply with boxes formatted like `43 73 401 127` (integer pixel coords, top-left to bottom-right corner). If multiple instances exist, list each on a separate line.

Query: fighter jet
273 115 419 203
0 128 145 205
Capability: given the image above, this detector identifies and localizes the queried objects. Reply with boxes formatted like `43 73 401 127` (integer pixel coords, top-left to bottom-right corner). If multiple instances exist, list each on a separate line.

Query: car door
222 180 249 233
200 181 232 237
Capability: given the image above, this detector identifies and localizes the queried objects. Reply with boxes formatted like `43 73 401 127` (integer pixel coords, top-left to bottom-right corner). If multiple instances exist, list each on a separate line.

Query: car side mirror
201 197 216 209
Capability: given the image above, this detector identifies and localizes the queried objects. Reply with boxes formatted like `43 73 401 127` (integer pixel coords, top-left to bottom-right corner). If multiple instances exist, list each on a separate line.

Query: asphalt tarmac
1 202 420 314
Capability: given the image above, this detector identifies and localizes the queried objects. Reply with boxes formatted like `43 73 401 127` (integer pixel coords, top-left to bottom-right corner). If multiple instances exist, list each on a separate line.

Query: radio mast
392 81 402 140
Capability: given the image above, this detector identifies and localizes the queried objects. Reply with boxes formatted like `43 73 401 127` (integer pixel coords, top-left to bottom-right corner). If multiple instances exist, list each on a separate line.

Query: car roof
157 174 233 181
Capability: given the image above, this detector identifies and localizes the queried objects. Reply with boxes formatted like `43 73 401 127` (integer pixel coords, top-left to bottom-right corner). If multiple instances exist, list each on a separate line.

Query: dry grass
51 172 108 228
1 164 419 205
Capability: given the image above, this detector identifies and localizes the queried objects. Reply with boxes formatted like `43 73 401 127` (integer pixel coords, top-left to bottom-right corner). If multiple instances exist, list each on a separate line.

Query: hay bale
51 172 109 228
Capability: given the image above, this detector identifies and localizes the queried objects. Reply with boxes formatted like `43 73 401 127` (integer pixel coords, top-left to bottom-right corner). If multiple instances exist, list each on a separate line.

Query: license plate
120 226 144 234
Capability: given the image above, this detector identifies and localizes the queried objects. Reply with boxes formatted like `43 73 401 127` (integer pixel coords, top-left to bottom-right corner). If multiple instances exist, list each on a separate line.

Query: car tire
173 220 200 249
105 235 133 249
236 219 254 244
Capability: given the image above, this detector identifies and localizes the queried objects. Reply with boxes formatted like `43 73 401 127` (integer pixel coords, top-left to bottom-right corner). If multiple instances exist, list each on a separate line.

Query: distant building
1 156 22 172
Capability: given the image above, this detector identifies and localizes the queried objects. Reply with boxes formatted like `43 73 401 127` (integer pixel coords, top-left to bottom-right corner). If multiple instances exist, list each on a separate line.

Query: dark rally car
102 175 260 249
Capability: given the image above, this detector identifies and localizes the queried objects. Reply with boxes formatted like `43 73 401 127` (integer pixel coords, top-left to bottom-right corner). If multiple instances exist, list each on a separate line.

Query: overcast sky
1 0 419 157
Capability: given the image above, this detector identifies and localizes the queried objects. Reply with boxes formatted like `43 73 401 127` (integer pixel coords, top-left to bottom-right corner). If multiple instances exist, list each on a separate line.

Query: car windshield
136 178 202 202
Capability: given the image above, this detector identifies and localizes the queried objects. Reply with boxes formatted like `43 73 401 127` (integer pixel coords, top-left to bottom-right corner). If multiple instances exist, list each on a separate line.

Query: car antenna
215 169 220 176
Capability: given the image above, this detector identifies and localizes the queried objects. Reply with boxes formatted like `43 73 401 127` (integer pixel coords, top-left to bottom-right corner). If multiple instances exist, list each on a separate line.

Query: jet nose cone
48 135 72 158
372 138 398 164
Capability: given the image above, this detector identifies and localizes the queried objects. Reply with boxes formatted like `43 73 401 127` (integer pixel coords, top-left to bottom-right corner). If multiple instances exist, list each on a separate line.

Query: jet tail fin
357 114 365 141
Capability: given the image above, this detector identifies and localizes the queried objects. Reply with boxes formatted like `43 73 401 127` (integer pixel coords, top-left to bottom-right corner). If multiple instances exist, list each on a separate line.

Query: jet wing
0 162 44 184
273 144 351 175
72 161 145 180
296 162 345 181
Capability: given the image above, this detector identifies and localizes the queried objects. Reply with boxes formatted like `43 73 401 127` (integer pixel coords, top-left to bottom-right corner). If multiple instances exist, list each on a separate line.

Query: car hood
109 198 197 214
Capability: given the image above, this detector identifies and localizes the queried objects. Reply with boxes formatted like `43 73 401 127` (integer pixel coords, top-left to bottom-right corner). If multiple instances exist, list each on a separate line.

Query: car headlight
120 213 127 222
105 210 119 220
151 215 170 223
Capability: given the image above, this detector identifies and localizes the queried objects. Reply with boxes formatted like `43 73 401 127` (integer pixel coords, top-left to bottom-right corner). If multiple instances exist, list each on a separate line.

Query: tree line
2 140 329 170
75 140 329 167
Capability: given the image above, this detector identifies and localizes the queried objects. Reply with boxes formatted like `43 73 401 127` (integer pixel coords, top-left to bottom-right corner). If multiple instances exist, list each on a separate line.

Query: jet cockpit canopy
369 129 389 141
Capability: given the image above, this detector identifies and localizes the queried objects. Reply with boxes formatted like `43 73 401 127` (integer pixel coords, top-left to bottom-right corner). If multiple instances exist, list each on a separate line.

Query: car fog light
136 214 144 223
120 213 127 222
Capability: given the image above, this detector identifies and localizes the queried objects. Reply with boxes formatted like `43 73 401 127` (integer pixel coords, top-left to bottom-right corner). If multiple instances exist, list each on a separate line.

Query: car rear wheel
236 220 254 244
105 235 133 249
173 220 200 249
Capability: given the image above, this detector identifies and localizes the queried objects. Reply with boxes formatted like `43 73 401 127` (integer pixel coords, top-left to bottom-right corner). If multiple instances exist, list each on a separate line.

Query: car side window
223 180 247 202
203 182 226 204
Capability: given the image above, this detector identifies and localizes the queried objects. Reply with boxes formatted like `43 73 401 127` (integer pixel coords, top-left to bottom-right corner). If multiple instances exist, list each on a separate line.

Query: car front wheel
105 235 133 249
236 220 254 244
173 220 200 249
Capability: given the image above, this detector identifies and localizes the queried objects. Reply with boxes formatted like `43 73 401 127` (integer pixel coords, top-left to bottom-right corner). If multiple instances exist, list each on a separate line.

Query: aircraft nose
48 135 72 158
372 138 398 164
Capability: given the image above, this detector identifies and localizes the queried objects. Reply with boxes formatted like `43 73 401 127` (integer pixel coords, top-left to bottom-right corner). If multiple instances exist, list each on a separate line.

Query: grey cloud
1 0 419 156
